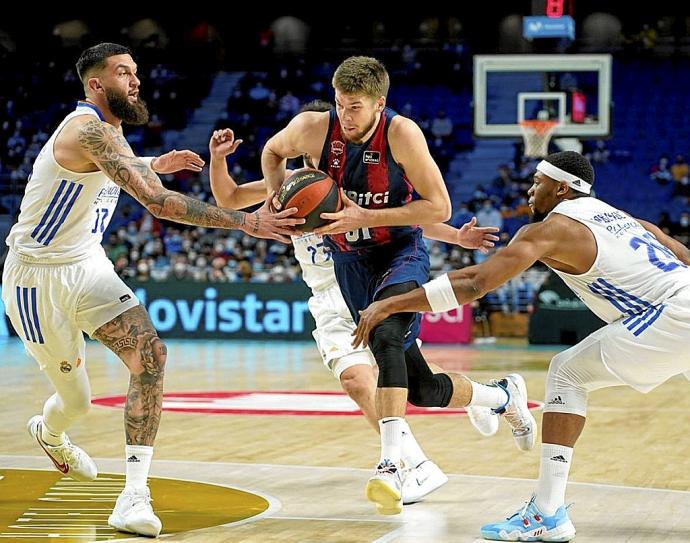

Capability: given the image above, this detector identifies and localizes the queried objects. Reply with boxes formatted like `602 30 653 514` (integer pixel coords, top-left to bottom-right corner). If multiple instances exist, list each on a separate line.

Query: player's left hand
314 189 369 235
351 300 392 348
152 149 205 174
457 217 499 254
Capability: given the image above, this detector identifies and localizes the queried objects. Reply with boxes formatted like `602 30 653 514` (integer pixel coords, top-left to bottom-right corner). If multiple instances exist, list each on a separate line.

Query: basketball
277 169 342 232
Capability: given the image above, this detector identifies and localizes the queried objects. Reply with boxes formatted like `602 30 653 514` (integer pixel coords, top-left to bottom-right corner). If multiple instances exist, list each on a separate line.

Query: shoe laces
507 495 538 522
57 437 83 465
42 435 73 463
125 489 154 513
497 380 530 435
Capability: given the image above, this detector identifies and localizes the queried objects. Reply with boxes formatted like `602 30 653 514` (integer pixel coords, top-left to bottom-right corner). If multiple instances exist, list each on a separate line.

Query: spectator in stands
491 163 515 193
590 140 610 164
650 154 672 185
671 154 689 183
450 202 473 230
278 90 300 120
430 110 453 142
476 199 504 232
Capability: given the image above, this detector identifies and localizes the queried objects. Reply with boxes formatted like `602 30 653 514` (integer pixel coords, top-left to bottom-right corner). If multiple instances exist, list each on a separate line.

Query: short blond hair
332 56 390 99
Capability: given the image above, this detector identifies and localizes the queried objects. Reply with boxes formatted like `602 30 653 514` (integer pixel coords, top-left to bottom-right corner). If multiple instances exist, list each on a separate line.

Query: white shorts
597 286 690 393
2 249 139 371
308 282 375 379
543 285 690 416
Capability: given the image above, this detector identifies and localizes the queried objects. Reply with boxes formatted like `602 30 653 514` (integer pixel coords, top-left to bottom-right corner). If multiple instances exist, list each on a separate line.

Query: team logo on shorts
59 361 72 373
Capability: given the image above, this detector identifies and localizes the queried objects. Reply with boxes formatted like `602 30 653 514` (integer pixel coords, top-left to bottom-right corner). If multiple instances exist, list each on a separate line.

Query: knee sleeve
370 313 414 389
42 364 92 432
370 281 420 389
408 373 453 407
544 351 589 417
405 342 453 407
543 337 621 417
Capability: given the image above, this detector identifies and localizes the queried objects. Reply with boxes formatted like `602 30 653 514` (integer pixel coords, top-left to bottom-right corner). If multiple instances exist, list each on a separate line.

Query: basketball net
519 120 559 158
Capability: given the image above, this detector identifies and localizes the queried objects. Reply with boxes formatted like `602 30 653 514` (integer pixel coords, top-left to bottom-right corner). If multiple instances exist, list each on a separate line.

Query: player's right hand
209 128 243 159
242 192 304 243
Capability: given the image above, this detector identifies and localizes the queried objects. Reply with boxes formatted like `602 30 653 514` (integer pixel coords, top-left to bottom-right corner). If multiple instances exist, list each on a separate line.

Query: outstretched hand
152 149 205 174
314 189 368 235
209 128 243 159
457 217 500 254
351 300 393 348
242 191 305 243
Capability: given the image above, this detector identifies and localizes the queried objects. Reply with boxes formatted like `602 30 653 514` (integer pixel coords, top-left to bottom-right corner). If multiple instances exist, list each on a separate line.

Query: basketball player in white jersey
353 151 690 540
1 42 302 538
206 118 508 505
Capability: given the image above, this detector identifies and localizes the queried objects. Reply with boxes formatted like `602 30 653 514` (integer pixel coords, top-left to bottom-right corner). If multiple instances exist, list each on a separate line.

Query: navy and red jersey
317 107 421 253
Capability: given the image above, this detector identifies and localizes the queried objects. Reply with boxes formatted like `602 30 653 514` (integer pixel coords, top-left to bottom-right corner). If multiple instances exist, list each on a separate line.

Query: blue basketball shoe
481 496 575 541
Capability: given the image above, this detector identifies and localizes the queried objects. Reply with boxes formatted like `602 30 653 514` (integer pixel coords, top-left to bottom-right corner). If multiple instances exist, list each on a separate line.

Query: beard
342 113 378 144
105 87 150 125
530 208 548 223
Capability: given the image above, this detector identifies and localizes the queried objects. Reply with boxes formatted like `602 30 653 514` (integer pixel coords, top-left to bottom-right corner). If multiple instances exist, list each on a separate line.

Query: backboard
473 54 612 138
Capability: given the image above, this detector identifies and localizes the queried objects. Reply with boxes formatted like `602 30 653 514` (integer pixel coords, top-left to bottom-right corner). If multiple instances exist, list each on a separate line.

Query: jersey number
345 227 372 243
91 208 109 234
629 232 685 272
306 240 332 264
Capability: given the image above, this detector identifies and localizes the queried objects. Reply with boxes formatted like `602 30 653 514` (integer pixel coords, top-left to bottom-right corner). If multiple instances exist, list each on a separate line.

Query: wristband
422 273 459 313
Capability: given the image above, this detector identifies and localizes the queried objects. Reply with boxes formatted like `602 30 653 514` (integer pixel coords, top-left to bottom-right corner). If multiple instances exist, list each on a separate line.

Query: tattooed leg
93 305 167 446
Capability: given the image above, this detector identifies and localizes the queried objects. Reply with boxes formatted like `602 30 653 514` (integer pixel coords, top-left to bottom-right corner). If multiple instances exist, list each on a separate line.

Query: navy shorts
330 229 429 349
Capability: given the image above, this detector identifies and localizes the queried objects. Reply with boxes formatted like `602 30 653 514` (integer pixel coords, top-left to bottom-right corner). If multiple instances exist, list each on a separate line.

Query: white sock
378 417 403 466
400 419 428 469
125 445 153 490
40 420 65 446
469 380 509 409
534 443 573 516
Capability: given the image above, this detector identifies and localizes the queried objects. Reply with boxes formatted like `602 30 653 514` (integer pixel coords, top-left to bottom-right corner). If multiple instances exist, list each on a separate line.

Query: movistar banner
0 282 315 340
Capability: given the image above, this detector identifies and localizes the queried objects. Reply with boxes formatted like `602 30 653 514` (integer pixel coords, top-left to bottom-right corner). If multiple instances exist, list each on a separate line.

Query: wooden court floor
2 336 690 542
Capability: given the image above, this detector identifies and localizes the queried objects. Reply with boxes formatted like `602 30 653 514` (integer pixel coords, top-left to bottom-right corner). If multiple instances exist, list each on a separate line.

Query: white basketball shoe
466 405 500 437
366 459 403 515
402 460 448 504
492 373 537 451
27 415 97 482
108 486 162 537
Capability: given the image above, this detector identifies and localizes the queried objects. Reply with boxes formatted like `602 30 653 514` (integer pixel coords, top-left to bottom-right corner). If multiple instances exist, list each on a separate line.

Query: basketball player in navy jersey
206 111 503 505
2 42 302 537
261 56 535 515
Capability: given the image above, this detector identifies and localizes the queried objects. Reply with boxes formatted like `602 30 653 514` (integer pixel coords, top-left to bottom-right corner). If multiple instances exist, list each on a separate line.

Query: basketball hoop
519 120 559 158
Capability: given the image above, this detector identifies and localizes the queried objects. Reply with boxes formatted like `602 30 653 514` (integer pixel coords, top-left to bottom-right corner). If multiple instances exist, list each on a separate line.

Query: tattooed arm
75 118 302 241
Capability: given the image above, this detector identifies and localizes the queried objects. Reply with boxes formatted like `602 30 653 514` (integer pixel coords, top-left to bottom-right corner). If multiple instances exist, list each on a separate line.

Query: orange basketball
277 169 342 232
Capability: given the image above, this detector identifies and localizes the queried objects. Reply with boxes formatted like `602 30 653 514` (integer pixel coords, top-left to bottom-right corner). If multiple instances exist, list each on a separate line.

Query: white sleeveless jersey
291 233 336 292
6 102 120 263
548 197 690 328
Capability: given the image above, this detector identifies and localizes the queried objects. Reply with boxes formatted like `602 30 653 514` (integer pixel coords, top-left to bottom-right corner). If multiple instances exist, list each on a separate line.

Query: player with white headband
353 150 690 541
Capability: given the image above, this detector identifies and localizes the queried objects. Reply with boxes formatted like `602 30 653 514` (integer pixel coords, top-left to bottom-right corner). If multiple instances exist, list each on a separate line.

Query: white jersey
548 197 690 328
6 102 120 263
291 232 336 292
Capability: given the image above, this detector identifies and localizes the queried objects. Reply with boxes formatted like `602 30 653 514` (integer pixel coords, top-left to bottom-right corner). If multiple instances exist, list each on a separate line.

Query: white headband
536 160 591 194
